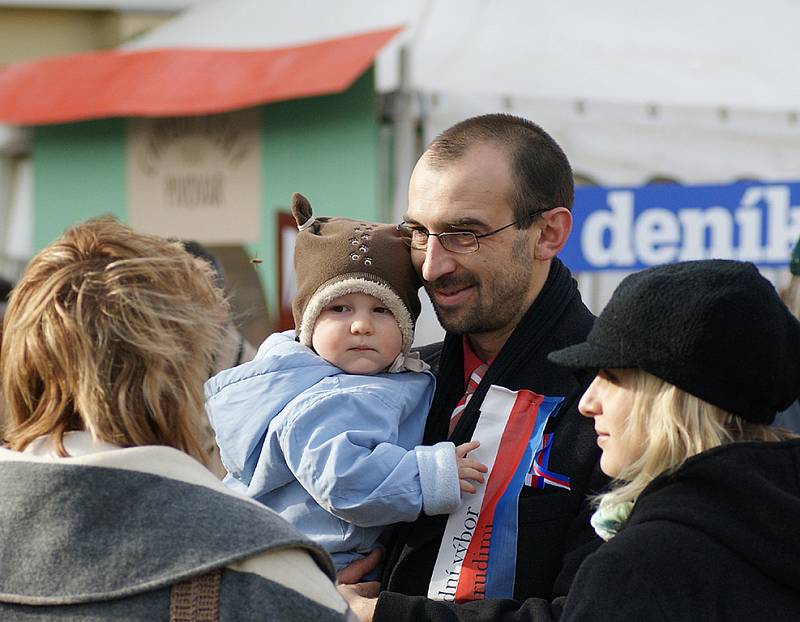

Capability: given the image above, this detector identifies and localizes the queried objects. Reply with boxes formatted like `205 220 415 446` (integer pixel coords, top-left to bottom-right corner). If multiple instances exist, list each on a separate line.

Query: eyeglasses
396 218 528 254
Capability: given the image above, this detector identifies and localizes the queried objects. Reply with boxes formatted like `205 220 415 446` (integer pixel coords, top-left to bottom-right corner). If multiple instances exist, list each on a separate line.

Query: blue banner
561 181 800 272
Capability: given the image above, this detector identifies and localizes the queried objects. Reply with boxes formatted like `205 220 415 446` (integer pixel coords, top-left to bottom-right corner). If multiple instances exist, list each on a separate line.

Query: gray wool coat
0 441 352 621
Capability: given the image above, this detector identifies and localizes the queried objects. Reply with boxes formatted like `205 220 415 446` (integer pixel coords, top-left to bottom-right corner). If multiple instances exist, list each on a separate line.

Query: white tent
404 0 800 110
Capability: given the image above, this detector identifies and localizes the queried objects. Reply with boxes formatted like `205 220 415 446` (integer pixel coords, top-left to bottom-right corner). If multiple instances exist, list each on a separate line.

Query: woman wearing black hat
547 259 800 621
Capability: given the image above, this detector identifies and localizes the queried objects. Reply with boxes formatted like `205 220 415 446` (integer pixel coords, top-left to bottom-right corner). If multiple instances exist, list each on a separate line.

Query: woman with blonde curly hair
547 259 800 621
0 218 348 621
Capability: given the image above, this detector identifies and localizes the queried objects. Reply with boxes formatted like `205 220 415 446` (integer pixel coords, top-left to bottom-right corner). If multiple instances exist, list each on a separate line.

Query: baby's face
311 292 403 375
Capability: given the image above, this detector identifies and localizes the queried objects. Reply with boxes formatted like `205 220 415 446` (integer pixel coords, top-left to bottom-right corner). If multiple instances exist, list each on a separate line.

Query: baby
205 193 486 573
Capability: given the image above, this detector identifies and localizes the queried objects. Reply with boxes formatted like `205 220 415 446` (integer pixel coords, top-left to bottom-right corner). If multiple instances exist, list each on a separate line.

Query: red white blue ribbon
428 386 564 603
525 433 572 491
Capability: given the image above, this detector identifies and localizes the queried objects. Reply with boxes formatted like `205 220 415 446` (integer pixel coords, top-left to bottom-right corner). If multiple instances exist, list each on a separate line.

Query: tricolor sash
427 385 563 602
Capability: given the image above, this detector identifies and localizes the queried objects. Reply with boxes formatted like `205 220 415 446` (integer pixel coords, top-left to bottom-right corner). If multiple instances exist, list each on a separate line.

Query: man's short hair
424 113 574 228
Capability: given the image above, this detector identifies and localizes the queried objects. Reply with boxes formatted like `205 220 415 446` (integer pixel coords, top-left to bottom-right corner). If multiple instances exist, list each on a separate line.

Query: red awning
0 27 400 125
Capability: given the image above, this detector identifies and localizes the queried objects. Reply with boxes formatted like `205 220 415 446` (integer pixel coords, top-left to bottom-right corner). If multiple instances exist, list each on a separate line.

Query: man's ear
534 207 573 260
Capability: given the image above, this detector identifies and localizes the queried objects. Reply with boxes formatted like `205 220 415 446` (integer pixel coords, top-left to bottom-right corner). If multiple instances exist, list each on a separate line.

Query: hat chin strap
386 351 430 374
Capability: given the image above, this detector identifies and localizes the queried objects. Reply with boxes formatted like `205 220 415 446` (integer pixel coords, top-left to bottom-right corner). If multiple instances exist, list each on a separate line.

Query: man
339 114 606 622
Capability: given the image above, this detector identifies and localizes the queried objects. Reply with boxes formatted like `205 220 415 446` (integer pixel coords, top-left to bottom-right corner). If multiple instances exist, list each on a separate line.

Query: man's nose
578 377 602 418
419 236 458 283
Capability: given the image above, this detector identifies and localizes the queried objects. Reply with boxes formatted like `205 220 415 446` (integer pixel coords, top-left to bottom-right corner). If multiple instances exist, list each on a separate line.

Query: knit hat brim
298 275 415 355
548 339 626 372
550 337 780 425
548 260 800 425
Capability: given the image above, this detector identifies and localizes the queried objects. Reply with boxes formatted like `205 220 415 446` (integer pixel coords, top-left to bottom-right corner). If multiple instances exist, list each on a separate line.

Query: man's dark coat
377 259 607 622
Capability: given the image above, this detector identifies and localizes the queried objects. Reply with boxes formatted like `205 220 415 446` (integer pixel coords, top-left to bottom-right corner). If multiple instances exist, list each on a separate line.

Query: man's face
404 143 539 336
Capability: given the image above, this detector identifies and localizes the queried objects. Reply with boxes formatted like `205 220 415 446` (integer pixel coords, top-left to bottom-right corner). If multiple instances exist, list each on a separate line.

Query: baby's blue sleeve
278 385 461 527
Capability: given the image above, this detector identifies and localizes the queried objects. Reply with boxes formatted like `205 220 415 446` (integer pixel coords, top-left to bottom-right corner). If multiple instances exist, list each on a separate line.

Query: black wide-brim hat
548 259 800 424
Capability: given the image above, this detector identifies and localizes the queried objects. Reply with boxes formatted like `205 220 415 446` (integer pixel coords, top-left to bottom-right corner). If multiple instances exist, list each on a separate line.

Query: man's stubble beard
425 234 534 336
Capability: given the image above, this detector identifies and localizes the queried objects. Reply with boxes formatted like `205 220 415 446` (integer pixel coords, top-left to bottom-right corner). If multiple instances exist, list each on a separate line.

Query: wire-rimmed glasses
396 221 519 254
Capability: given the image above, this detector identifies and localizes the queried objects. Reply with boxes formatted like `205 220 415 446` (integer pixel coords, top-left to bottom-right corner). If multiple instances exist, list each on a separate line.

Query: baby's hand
455 440 488 494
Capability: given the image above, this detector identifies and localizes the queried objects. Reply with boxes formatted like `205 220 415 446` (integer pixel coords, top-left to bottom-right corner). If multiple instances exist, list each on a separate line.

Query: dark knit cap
290 193 422 353
548 259 800 424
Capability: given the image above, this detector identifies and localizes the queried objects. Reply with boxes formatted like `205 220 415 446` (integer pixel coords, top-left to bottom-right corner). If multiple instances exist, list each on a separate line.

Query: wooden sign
127 109 261 243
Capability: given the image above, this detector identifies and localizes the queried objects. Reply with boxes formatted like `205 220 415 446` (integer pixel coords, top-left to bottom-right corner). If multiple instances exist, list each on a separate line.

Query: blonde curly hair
1 217 228 463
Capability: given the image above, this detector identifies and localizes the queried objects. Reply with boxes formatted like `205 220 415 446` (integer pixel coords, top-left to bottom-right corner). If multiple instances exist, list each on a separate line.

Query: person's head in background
549 260 800 522
0 275 12 349
781 236 800 317
1 218 228 462
0 276 13 425
0 276 12 344
179 240 255 373
773 236 800 434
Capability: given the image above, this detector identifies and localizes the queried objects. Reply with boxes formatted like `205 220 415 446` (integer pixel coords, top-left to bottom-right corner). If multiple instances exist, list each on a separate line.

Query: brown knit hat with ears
291 193 422 355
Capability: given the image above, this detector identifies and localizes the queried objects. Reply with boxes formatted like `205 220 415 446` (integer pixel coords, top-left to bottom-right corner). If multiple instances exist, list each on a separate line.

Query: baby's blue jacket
204 331 460 570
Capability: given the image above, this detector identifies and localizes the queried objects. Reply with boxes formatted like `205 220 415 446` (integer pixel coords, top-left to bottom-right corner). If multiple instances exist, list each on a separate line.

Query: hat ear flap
291 193 314 229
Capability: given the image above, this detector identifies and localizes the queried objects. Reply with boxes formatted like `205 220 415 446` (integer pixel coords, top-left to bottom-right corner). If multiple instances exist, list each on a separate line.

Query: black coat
561 439 800 622
376 259 608 622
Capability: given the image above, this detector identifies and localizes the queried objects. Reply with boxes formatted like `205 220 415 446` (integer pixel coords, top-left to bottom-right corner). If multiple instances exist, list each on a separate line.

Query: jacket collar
425 258 581 443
